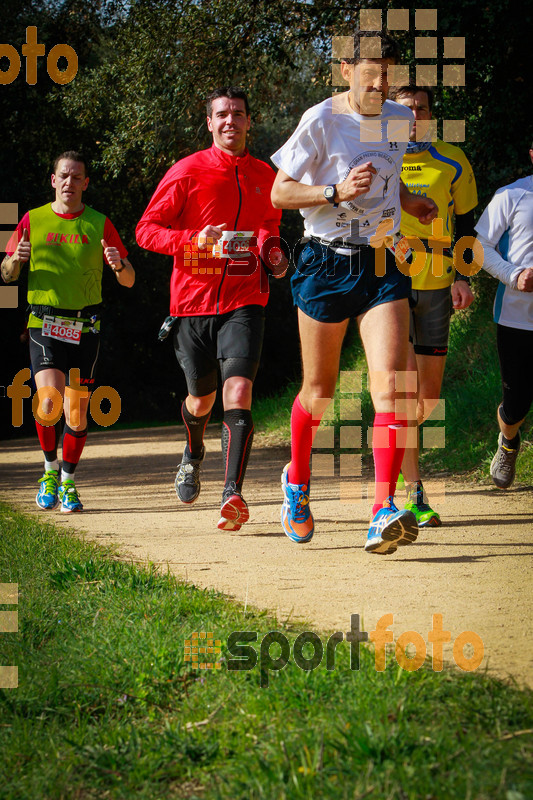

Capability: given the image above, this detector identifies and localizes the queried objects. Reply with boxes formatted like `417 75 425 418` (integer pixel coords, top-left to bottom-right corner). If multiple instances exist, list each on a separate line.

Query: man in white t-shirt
271 29 437 555
475 142 533 488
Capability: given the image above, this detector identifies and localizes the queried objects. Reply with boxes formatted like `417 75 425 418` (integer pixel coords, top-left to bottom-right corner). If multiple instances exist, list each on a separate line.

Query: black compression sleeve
454 209 476 241
454 209 476 281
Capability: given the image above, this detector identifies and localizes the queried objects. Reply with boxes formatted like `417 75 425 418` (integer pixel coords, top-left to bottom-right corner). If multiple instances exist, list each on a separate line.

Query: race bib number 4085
42 315 83 345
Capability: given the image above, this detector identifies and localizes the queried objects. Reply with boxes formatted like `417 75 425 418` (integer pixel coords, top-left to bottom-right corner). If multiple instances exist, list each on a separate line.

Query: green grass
247 380 298 442
1 502 532 799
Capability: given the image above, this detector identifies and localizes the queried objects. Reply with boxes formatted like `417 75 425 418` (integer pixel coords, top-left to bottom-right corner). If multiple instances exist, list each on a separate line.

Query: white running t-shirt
475 175 533 330
271 93 413 242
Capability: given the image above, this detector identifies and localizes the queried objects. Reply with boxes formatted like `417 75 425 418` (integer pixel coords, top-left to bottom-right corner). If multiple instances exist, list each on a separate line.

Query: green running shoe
36 469 60 510
405 481 442 528
58 480 83 513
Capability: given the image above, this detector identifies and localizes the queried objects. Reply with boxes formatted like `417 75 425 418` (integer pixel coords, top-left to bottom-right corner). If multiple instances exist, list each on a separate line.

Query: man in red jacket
136 87 285 531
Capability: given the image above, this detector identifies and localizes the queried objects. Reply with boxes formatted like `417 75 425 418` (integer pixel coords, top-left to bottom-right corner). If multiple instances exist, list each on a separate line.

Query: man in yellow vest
2 151 135 512
389 85 478 526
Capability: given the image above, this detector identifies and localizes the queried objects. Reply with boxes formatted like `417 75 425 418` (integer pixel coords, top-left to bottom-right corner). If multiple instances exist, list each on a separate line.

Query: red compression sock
371 412 408 516
288 394 323 485
62 426 87 474
35 420 60 460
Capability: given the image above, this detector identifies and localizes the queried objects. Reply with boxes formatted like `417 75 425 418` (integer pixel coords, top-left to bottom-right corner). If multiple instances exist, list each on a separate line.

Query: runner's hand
336 162 377 202
101 239 122 270
414 197 438 225
266 247 289 278
517 267 533 292
400 183 438 225
15 229 31 263
451 280 474 309
198 223 227 250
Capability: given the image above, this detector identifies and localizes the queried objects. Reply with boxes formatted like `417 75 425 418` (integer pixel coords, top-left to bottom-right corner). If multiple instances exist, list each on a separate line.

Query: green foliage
1 0 531 435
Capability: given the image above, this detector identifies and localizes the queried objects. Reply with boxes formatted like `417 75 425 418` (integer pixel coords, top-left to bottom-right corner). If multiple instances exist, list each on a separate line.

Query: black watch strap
324 184 338 208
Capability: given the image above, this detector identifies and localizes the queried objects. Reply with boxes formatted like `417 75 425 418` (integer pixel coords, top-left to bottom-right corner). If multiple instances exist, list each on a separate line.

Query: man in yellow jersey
2 151 135 512
388 85 478 526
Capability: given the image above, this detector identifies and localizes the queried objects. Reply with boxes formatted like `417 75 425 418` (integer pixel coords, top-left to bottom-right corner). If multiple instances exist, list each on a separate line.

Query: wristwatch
324 185 338 208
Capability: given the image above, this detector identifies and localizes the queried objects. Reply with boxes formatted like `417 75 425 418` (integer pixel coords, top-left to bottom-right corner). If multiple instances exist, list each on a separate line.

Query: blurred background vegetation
1 0 531 478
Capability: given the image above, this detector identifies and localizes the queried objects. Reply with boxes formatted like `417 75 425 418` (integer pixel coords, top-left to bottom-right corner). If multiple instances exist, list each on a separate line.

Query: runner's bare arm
451 280 474 309
114 257 135 288
1 228 30 283
101 239 135 288
399 180 438 224
1 254 21 283
271 164 377 210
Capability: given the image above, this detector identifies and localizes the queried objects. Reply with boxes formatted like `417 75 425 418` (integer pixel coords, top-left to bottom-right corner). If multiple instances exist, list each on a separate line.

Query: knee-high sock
372 412 408 516
181 401 211 459
221 409 254 493
61 426 87 478
288 394 324 486
36 420 62 469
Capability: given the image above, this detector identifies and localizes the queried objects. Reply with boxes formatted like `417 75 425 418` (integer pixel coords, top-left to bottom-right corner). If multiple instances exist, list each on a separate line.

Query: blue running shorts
291 238 411 323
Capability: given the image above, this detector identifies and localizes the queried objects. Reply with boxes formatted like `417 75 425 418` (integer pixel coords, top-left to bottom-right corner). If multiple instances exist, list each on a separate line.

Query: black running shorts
29 327 100 389
173 305 265 397
409 287 453 356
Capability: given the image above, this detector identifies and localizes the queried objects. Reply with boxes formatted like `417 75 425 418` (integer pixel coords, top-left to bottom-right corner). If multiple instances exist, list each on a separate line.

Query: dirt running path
2 425 532 686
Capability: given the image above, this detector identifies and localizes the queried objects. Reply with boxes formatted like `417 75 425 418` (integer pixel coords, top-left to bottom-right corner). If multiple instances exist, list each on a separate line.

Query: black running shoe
175 446 205 504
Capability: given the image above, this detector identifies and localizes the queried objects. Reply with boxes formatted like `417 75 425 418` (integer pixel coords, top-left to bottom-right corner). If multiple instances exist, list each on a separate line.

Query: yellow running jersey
400 141 477 290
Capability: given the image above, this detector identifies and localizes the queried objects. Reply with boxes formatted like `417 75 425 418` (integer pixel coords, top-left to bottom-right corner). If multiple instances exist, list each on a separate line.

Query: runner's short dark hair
389 84 434 111
343 30 401 65
206 87 250 117
53 151 89 176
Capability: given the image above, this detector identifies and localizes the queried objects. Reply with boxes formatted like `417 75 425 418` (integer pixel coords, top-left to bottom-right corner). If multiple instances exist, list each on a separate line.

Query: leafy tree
2 0 531 434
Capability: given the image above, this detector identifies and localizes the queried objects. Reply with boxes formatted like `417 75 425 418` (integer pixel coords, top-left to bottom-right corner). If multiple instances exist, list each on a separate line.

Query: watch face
324 185 335 200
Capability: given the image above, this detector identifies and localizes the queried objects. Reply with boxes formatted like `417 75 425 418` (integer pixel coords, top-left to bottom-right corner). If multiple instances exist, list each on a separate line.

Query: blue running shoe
281 463 314 543
36 469 60 510
58 479 83 513
365 497 418 555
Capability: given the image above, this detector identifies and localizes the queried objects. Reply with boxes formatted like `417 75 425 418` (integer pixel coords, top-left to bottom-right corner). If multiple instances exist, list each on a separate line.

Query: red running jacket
136 144 282 316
